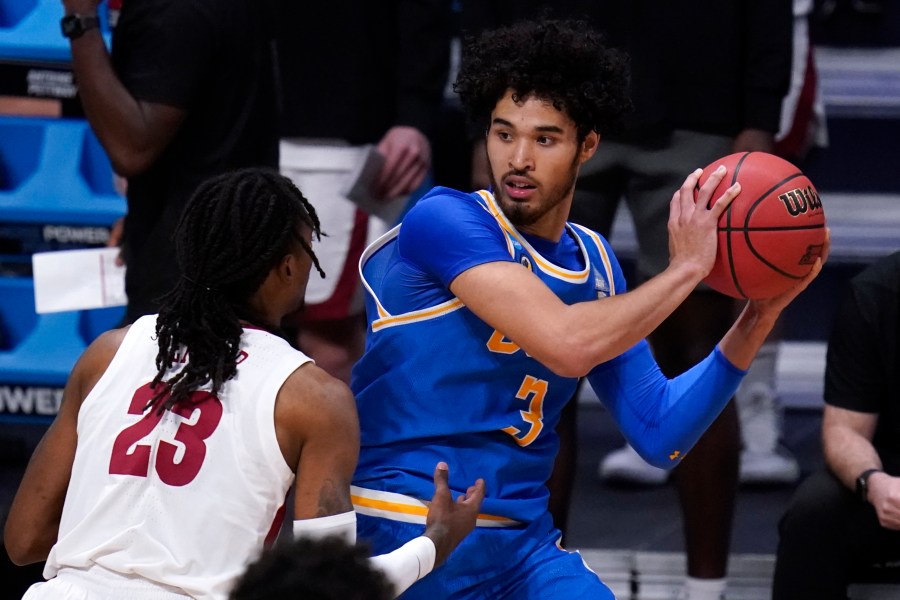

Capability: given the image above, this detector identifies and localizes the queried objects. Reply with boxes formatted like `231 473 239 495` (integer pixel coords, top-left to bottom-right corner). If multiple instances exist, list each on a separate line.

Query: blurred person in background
276 1 452 383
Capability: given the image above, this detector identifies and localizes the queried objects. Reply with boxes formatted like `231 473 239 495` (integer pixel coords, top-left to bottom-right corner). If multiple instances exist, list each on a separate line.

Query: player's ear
278 254 295 281
578 131 600 164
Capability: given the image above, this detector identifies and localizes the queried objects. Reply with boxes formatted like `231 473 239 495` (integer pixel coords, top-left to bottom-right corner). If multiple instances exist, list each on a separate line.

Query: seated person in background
3 168 483 600
772 249 900 600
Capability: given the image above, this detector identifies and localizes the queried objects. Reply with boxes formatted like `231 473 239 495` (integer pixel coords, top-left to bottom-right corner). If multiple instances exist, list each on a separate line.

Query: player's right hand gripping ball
696 152 826 299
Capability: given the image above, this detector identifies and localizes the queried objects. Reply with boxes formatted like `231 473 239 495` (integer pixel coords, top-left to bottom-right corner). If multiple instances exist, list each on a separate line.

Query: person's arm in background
824 405 900 530
821 278 900 530
732 0 793 154
61 0 185 176
4 329 127 564
822 407 894 507
374 0 452 200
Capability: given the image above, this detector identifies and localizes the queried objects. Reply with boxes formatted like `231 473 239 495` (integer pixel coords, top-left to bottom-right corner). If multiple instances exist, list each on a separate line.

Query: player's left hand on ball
751 227 830 314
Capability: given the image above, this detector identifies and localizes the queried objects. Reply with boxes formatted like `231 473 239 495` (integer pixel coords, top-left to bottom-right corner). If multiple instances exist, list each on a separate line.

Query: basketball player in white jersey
4 168 485 600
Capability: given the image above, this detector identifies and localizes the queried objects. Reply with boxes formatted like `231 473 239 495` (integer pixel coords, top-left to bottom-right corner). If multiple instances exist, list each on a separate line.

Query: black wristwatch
855 468 883 502
61 14 100 39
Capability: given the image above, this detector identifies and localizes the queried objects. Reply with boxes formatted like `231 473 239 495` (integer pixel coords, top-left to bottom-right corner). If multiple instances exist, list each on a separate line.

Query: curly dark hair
454 18 631 140
230 536 391 600
148 168 324 413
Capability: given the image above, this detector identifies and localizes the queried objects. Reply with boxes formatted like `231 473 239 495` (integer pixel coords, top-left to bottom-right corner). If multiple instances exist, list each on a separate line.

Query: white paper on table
32 247 127 313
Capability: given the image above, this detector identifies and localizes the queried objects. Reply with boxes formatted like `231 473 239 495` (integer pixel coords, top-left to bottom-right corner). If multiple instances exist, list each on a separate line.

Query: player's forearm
3 521 57 566
369 536 436 598
454 259 703 377
716 301 780 371
562 260 706 375
292 512 436 599
4 457 66 566
588 343 743 469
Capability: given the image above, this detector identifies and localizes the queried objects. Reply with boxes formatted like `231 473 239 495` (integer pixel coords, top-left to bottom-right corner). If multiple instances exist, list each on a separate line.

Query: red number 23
108 383 223 486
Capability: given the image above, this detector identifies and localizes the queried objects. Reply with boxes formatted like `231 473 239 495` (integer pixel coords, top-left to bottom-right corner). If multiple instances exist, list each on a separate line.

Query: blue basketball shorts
357 511 614 600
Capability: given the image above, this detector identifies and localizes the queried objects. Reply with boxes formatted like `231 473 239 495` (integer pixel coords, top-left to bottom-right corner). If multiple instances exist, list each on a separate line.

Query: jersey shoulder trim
568 223 617 296
476 190 591 283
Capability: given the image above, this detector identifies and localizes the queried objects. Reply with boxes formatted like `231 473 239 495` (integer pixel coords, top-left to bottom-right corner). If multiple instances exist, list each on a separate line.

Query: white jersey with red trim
43 315 309 599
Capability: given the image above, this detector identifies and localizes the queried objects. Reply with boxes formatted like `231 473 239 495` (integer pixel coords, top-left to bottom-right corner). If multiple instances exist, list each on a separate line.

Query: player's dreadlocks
454 18 632 141
149 168 324 412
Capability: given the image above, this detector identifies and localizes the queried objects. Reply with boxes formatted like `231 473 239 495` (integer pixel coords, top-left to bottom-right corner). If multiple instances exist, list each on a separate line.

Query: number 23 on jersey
108 382 223 486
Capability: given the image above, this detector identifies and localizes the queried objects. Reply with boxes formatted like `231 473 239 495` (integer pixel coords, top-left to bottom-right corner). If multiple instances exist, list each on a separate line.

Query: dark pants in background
773 469 900 600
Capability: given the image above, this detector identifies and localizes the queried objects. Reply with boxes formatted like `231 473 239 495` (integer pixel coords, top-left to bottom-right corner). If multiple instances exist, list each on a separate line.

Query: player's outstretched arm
450 166 740 377
423 462 485 568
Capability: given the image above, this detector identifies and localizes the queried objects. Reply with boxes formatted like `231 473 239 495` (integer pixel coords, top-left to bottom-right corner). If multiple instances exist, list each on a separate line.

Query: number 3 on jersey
502 375 547 447
109 382 223 486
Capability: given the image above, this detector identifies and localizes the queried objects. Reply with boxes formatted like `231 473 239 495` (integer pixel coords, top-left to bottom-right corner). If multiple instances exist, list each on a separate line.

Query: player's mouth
503 176 538 200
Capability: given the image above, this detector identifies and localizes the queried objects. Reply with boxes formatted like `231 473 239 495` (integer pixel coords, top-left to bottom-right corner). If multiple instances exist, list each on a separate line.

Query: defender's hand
423 462 485 568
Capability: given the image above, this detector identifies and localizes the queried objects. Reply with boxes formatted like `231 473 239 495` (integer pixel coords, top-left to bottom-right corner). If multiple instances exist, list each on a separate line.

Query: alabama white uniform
26 315 309 600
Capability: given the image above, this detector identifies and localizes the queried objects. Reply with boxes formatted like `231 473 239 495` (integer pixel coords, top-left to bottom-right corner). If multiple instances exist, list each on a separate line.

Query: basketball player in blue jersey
348 19 828 600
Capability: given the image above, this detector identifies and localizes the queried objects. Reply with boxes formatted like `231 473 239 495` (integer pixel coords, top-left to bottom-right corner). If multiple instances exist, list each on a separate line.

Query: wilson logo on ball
778 186 822 217
696 151 827 299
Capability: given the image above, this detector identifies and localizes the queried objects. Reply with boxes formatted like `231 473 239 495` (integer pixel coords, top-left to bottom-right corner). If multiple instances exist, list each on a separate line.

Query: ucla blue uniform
351 187 744 599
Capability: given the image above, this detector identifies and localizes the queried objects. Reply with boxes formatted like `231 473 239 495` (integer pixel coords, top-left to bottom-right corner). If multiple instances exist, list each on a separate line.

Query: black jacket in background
459 0 793 139
277 0 452 144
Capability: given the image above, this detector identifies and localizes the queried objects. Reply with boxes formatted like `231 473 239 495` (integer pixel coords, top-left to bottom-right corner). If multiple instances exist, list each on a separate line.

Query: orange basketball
697 152 826 299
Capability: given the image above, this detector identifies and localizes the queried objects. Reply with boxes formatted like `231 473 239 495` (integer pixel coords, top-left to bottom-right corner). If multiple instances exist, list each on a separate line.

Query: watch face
61 16 81 37
61 15 97 38
857 468 881 501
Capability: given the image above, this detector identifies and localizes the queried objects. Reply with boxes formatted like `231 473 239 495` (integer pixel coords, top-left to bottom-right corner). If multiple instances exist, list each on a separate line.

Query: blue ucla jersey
351 187 626 524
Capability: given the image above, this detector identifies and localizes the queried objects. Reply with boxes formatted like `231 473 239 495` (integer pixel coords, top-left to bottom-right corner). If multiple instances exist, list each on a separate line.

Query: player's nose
509 140 534 171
